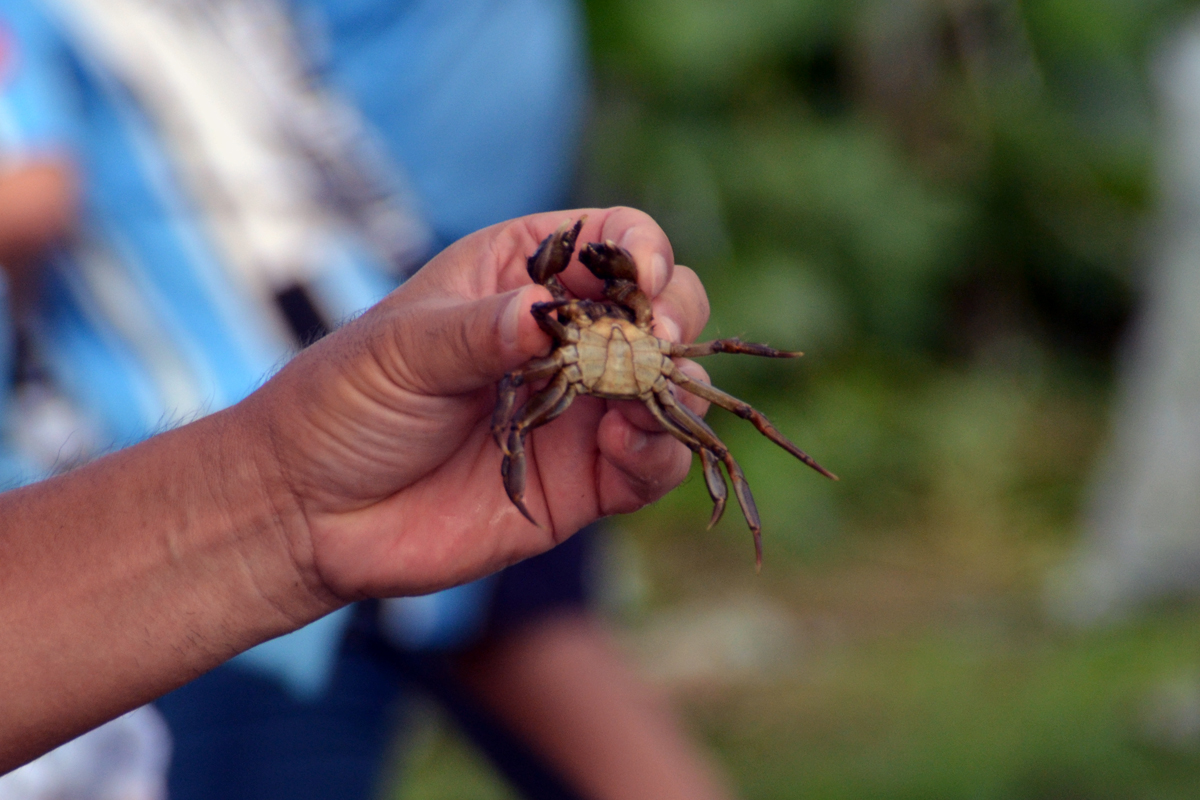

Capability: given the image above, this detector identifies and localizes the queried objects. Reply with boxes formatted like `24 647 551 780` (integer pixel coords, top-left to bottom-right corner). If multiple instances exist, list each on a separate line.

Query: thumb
386 284 553 395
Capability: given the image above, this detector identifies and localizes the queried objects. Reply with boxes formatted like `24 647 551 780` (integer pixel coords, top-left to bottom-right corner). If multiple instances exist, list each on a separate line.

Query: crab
492 217 837 568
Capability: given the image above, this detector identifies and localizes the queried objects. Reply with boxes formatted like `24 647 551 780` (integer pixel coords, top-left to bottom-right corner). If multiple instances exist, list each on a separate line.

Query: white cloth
48 0 429 302
0 708 171 800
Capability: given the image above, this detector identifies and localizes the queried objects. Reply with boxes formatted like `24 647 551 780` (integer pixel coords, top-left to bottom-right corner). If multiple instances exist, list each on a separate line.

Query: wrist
206 394 345 629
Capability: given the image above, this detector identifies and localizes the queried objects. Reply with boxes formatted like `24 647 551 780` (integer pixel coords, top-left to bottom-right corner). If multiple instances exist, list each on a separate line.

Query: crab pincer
578 240 652 327
526 217 584 300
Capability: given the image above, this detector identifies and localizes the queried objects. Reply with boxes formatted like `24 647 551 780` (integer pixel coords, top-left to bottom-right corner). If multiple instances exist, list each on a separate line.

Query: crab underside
491 217 836 568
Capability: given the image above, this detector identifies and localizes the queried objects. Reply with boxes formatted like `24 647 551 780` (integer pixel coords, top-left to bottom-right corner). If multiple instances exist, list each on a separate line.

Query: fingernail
626 426 648 453
650 253 668 296
659 316 681 343
500 289 523 349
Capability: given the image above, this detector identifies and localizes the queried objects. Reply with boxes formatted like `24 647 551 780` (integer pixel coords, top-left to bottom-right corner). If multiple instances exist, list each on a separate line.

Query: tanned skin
0 209 725 791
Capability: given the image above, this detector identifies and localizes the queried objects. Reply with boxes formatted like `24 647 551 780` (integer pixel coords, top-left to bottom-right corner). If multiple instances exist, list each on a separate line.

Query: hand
0 208 710 768
250 208 711 602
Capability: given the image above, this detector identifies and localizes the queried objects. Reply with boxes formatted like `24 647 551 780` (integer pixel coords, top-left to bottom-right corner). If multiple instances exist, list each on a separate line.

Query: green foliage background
572 0 1161 567
394 1 1200 798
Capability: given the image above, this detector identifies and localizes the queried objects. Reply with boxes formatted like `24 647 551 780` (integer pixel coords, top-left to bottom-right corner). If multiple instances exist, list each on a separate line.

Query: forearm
0 402 331 771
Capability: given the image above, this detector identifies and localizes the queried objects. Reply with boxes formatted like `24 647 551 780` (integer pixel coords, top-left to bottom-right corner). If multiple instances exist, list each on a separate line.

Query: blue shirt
0 0 589 699
0 0 401 451
301 0 587 248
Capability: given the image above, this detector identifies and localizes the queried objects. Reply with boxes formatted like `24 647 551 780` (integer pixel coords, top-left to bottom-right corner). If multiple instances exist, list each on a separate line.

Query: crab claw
579 240 653 326
527 217 584 293
578 240 638 283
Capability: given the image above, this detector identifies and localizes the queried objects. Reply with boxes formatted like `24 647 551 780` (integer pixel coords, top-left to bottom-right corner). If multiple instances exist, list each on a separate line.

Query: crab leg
530 302 574 340
669 338 802 359
492 356 564 451
530 299 597 342
698 449 729 529
665 363 837 480
641 393 728 528
502 373 578 526
654 387 765 569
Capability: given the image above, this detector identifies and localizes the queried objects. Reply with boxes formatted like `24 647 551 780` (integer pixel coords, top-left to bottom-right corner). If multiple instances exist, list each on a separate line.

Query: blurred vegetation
582 0 1163 354
394 1 1200 798
572 0 1185 567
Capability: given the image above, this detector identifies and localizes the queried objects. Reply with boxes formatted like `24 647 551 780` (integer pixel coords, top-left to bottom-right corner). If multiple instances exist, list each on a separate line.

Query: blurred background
393 0 1200 797
5 0 1200 797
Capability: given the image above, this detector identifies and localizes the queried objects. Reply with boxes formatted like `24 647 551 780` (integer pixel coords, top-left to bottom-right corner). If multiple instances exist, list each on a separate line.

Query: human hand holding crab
258 207 714 600
0 208 829 769
0 208 709 769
